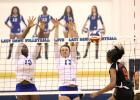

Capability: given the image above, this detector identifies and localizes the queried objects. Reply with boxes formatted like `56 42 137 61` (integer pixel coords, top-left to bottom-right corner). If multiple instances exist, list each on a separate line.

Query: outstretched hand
67 21 78 38
27 16 36 28
67 21 75 30
38 21 45 31
53 19 60 27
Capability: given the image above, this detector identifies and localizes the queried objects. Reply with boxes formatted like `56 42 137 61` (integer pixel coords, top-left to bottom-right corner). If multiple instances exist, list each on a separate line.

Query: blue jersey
38 14 53 32
87 15 104 31
5 15 26 33
59 15 75 32
59 15 74 23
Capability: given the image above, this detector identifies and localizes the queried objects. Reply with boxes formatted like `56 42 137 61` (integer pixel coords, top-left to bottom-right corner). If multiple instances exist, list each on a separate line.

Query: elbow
5 22 7 25
109 83 116 90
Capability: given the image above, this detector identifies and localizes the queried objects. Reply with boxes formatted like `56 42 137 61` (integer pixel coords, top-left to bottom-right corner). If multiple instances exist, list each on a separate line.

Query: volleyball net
0 35 140 96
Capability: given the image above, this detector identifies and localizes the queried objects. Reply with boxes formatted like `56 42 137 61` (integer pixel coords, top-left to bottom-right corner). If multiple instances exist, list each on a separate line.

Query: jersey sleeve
87 15 91 21
58 15 64 21
49 15 54 20
38 15 41 22
98 15 104 25
110 63 117 70
21 16 27 26
72 17 75 22
5 16 10 24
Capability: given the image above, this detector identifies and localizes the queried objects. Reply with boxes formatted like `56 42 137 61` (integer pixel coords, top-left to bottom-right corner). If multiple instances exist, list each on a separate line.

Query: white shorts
10 32 22 36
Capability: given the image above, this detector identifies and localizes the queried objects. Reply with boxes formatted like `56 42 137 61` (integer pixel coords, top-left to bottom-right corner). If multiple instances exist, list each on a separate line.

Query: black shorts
114 88 134 100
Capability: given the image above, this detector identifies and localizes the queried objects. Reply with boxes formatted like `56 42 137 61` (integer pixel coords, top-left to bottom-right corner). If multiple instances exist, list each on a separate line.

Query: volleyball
89 30 101 43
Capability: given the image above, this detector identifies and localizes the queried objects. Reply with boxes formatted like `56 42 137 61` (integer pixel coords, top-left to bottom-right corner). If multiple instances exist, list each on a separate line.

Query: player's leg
16 34 23 39
31 95 40 100
44 33 50 59
76 42 80 59
95 39 99 59
36 31 45 59
36 43 42 59
7 34 15 59
83 42 91 58
59 96 71 100
73 96 80 100
108 95 116 100
16 95 30 100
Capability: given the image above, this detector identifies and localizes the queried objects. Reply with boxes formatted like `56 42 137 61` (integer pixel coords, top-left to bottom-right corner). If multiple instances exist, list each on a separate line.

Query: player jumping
91 45 134 100
54 20 80 100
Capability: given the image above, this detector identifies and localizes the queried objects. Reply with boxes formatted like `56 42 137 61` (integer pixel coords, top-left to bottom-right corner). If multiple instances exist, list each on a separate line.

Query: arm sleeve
72 17 75 22
87 15 90 21
50 15 54 20
99 16 104 25
5 16 10 24
58 15 64 21
21 16 27 26
38 15 41 22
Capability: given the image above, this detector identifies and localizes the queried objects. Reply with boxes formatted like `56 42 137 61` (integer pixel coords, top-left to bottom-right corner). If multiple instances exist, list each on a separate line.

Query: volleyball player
54 21 80 100
15 16 44 100
91 45 134 100
82 5 105 59
5 6 27 59
58 6 80 59
34 5 55 59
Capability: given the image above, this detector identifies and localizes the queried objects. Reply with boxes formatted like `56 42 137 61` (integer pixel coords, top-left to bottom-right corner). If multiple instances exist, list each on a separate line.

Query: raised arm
54 20 60 58
68 22 78 62
34 16 40 36
32 44 41 60
15 43 25 59
70 42 77 62
19 16 36 39
91 68 116 98
32 21 45 59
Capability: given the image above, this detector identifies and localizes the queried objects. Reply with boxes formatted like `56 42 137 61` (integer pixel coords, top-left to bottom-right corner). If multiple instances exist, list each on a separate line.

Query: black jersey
109 62 133 89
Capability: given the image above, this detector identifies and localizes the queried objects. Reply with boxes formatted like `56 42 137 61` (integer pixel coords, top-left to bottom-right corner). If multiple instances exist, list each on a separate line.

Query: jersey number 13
25 59 32 65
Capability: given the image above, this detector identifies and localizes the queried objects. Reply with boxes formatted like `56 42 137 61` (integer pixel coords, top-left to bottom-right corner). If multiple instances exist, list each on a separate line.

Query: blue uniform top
38 14 53 32
59 15 75 32
59 15 74 23
87 15 104 31
5 15 26 33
